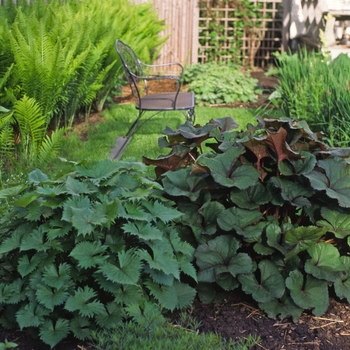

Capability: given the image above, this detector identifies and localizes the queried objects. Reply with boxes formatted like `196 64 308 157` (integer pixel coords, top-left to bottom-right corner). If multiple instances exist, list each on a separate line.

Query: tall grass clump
269 48 350 147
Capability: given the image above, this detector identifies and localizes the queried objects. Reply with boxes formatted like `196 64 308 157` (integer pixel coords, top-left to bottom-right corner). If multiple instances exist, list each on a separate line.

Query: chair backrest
116 40 147 101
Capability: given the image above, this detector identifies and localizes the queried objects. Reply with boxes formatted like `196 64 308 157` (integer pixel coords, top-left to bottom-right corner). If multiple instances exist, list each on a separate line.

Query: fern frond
13 95 46 158
38 127 67 166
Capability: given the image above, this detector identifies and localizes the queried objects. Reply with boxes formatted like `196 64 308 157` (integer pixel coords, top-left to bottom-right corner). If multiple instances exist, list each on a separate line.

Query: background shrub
183 62 263 106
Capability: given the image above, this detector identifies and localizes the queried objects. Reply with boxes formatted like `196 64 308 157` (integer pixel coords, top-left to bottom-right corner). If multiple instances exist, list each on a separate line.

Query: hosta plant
0 159 196 348
144 116 350 321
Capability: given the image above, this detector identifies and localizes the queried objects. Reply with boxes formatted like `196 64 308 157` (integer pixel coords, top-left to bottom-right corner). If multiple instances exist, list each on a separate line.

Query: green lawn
52 103 282 177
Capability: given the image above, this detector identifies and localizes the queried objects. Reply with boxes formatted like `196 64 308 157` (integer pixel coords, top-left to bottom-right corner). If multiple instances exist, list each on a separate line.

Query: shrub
183 63 263 106
144 115 350 321
268 49 350 147
0 159 196 348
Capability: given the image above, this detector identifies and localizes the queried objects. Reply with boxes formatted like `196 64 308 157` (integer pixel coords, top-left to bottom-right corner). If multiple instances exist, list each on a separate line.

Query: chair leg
187 108 196 124
126 110 144 137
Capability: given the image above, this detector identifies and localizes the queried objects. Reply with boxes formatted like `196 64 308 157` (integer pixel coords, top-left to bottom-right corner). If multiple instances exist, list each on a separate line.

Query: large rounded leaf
304 158 350 208
286 270 328 316
238 260 285 303
317 207 350 239
305 242 344 282
217 207 263 239
197 147 259 189
195 235 252 284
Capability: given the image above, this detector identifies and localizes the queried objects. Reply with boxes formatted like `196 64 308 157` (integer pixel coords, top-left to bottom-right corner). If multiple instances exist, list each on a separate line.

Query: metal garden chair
111 39 195 160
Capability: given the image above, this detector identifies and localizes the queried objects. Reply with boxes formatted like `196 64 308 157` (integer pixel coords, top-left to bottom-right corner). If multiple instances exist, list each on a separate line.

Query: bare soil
2 72 350 350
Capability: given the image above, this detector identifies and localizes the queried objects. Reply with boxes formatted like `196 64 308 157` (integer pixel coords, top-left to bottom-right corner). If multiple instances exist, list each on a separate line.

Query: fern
38 127 67 167
12 95 46 158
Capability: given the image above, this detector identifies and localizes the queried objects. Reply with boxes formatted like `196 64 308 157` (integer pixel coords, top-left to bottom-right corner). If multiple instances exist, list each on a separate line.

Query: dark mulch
3 71 350 350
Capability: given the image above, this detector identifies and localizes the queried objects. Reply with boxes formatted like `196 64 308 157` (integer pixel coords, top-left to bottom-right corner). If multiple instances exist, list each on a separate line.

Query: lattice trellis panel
198 0 284 67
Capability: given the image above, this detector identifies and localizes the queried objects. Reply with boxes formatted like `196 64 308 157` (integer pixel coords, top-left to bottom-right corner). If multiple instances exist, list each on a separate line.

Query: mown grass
54 103 282 178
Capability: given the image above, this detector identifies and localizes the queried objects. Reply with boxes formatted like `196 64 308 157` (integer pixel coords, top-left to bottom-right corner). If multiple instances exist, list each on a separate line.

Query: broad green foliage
0 160 196 348
144 115 350 321
0 0 165 169
268 49 350 148
183 63 263 106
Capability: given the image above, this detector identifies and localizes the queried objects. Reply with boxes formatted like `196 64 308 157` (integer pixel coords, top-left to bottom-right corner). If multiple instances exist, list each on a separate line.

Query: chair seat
136 91 195 111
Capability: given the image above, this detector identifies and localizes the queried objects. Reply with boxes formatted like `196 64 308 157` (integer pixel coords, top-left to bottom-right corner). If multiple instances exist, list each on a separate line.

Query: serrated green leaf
70 316 91 340
173 282 196 309
36 284 69 310
305 242 344 282
142 200 183 223
122 221 163 241
145 280 178 310
42 263 71 289
119 202 150 221
75 159 120 185
42 219 72 240
0 184 26 199
70 207 99 236
286 270 329 316
16 303 50 329
12 192 39 207
98 250 142 285
39 318 70 348
64 176 94 196
17 254 42 277
70 241 108 268
62 196 91 222
95 302 122 328
25 200 53 221
125 299 165 328
65 286 105 317
114 284 143 305
177 254 197 281
238 260 285 303
138 247 180 280
168 230 195 256
317 207 350 239
20 229 62 252
0 229 24 254
143 265 174 286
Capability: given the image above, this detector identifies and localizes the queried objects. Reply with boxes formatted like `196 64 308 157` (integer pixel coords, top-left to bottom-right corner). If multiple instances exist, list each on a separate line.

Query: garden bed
3 71 350 350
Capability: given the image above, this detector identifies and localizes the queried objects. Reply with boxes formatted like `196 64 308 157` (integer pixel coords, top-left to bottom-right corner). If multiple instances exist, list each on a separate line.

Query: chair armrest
141 61 184 78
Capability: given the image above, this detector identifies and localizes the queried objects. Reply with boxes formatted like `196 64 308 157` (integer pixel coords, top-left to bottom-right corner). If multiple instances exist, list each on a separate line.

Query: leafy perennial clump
0 160 196 348
144 116 350 321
